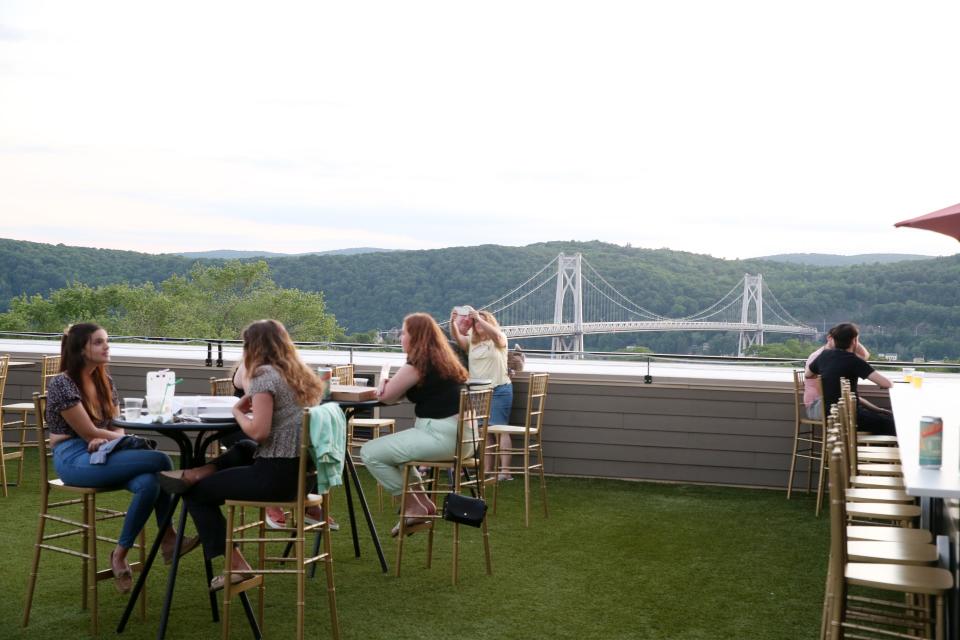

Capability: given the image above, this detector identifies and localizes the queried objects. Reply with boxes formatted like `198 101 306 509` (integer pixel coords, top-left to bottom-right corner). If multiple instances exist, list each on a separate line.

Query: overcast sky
2 1 959 260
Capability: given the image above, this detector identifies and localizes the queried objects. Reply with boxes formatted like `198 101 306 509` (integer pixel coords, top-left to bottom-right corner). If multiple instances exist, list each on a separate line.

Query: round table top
113 417 239 433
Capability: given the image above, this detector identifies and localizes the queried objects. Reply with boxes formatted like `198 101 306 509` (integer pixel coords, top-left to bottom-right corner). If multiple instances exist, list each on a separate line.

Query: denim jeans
490 383 513 425
53 437 174 548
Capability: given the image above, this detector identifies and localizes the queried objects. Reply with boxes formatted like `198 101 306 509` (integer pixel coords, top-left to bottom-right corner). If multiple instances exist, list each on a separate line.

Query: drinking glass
902 367 914 383
912 371 924 389
123 398 143 421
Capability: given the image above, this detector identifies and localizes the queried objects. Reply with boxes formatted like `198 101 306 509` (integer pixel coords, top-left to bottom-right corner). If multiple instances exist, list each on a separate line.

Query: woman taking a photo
45 323 195 593
158 319 324 590
450 306 513 479
361 312 468 537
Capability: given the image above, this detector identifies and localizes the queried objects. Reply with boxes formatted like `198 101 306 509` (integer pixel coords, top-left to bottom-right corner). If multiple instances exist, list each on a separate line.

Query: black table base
114 422 260 640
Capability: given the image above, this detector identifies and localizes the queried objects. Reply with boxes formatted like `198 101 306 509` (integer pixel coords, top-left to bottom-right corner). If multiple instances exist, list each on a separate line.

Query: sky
2 1 960 260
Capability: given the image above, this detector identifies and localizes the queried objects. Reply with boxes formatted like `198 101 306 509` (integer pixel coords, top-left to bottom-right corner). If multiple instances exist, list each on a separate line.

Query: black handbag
442 492 487 527
441 411 488 528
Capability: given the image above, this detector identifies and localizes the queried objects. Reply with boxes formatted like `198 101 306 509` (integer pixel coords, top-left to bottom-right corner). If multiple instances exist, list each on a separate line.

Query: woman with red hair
360 312 468 537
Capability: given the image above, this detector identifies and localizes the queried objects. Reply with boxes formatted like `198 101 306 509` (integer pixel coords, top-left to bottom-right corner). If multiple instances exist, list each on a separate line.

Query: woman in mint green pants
360 313 467 537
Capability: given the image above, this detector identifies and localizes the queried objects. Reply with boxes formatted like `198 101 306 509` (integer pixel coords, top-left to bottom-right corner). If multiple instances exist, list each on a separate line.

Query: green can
918 416 943 468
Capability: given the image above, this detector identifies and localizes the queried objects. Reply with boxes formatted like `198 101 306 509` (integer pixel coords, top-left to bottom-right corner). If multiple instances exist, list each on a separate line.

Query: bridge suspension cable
428 252 815 357
674 280 745 322
580 258 665 321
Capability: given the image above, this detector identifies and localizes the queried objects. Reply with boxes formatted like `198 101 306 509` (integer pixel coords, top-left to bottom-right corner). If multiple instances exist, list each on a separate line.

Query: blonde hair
242 319 323 406
471 310 501 344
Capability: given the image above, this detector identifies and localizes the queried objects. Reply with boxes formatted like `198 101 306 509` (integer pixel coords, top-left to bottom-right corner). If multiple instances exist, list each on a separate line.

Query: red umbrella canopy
894 202 960 242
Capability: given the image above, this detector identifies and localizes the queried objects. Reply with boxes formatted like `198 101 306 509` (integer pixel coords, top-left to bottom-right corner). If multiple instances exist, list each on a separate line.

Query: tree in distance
0 260 341 342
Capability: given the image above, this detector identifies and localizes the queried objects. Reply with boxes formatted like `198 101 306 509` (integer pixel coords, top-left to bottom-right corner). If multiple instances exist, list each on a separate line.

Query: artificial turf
0 450 828 639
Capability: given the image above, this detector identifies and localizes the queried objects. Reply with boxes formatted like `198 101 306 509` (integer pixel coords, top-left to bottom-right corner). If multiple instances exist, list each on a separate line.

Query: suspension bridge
472 253 816 356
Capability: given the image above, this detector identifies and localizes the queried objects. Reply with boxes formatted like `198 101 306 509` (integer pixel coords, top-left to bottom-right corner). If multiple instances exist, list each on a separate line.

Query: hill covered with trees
2 237 959 359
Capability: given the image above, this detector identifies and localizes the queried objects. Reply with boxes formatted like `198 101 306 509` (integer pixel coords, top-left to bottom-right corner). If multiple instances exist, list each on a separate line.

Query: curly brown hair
403 313 468 384
242 319 323 406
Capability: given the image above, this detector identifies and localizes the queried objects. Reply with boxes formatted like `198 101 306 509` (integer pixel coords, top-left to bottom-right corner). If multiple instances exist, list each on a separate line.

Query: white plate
199 408 234 420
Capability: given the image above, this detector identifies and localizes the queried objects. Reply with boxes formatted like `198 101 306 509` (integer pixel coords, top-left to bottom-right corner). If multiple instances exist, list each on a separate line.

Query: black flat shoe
157 470 194 495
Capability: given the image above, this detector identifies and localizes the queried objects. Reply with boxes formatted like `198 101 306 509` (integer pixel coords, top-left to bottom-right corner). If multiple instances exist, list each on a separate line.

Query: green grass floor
0 450 829 639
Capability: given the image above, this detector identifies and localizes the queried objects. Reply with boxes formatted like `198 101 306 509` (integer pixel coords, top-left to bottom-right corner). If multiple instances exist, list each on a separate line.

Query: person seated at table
46 323 197 594
157 319 325 590
808 322 895 436
803 327 871 420
360 312 468 537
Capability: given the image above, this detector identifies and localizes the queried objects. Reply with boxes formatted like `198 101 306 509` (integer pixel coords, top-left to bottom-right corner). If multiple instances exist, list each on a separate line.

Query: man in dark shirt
808 322 895 436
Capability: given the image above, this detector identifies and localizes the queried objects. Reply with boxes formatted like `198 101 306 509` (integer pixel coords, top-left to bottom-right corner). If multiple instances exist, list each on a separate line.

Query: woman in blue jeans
46 323 196 593
450 306 514 479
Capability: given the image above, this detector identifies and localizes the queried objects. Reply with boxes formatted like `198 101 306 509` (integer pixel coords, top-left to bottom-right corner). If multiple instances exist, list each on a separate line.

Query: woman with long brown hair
46 323 194 593
158 319 324 589
360 313 468 537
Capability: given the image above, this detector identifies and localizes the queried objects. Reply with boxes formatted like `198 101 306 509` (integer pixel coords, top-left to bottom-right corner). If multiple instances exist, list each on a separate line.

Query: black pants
857 405 896 437
184 441 299 560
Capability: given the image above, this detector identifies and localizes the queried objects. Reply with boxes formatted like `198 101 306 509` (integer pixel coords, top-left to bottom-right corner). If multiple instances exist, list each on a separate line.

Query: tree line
1 237 958 359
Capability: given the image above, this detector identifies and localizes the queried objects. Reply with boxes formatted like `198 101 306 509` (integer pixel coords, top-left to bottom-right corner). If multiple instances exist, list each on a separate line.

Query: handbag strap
466 388 483 498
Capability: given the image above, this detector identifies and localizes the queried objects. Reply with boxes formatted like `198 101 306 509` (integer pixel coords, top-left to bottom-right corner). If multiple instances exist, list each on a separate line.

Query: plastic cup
903 367 914 383
911 371 924 389
123 398 143 420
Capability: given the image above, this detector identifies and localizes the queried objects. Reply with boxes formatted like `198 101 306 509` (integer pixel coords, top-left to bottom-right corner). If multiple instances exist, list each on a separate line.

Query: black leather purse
441 415 487 528
442 492 487 527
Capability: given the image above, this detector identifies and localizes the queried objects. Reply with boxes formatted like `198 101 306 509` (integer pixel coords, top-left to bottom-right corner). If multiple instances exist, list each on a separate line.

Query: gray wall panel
0 352 830 489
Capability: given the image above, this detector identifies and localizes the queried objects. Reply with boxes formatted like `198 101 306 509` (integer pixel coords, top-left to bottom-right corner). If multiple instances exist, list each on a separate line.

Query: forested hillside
0 238 196 303
2 237 959 359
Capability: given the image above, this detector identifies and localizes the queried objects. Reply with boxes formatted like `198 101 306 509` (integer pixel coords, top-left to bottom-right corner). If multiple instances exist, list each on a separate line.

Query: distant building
878 353 898 361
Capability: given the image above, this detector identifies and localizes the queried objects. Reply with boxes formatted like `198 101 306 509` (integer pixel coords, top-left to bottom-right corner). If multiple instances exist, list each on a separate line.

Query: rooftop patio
0 450 829 640
0 340 956 638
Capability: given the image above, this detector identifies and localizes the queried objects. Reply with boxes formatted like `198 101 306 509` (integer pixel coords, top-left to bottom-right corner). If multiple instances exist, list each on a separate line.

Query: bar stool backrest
209 377 234 396
456 388 492 496
332 365 354 387
524 373 549 430
40 355 60 394
32 394 53 492
0 355 8 405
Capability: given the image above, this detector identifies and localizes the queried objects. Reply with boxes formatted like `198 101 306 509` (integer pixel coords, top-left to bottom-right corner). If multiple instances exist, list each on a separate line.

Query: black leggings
857 405 897 437
184 441 299 560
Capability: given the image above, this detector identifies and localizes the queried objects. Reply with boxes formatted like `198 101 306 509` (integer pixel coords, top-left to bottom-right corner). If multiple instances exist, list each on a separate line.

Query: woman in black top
359 313 467 536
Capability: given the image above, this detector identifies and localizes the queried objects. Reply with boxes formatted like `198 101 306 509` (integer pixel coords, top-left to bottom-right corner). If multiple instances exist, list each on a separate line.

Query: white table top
889 381 960 499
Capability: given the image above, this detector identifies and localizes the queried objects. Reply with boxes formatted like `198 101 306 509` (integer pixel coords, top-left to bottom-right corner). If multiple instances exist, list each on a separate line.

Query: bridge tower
737 273 763 356
551 253 584 356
